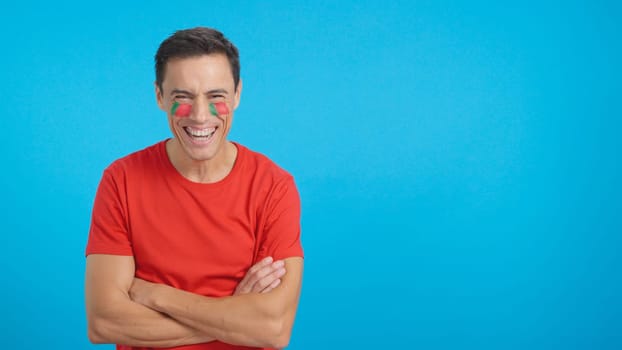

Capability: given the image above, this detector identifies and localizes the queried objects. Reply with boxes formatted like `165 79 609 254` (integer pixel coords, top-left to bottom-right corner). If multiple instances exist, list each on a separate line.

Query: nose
190 98 211 123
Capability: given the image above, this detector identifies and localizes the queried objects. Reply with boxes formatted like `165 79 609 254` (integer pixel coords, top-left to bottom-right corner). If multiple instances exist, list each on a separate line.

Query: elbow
261 300 298 349
87 317 110 344
87 323 103 344
271 334 291 349
265 317 293 349
88 330 105 344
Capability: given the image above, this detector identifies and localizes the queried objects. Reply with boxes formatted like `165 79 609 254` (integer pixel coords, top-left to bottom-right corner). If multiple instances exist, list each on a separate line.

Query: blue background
1 1 620 349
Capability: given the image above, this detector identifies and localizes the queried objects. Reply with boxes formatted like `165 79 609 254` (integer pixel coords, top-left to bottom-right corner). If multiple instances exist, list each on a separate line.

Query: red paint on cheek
175 103 192 117
214 102 229 115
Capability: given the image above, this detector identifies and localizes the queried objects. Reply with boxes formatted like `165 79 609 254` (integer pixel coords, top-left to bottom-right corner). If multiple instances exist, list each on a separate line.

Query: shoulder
104 140 166 177
235 142 294 184
235 144 301 220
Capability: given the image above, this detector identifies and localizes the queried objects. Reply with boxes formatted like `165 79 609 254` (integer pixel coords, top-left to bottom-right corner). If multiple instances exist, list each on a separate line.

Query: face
156 54 241 163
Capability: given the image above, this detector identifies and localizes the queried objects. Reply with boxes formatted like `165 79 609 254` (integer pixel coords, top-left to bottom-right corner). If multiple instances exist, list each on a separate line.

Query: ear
233 79 243 110
155 82 166 112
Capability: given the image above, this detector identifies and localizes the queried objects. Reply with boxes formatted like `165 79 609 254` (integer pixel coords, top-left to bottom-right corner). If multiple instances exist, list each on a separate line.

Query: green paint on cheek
209 103 218 117
171 101 180 115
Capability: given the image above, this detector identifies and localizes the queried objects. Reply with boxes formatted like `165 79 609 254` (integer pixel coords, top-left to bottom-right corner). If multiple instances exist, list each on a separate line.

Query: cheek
175 104 192 118
209 102 230 117
214 102 229 116
171 102 192 118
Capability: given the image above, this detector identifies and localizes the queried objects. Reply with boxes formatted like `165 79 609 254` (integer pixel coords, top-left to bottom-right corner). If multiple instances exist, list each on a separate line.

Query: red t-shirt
86 140 303 350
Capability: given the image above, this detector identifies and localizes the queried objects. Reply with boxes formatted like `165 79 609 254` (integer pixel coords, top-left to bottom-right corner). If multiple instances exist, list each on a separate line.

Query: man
85 27 304 350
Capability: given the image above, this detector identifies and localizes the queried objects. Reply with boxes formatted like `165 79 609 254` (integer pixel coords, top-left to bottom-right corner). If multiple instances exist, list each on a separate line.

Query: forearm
139 257 303 348
148 287 290 348
128 257 303 348
88 296 214 347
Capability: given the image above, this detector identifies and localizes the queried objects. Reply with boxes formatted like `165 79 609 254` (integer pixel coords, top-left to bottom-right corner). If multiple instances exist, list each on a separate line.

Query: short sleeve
85 166 133 256
257 175 304 261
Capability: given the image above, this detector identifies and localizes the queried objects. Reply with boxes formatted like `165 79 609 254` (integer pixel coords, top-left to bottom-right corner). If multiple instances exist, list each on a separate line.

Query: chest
126 180 262 296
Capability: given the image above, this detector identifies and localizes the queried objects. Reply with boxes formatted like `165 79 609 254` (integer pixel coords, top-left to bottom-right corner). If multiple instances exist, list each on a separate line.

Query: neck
166 139 237 183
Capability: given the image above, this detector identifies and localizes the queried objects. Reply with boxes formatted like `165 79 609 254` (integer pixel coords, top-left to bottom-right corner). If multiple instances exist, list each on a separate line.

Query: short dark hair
155 27 240 92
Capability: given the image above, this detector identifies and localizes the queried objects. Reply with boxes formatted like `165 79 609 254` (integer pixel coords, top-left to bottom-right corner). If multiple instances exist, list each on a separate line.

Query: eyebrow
170 88 229 97
170 89 195 97
205 89 228 95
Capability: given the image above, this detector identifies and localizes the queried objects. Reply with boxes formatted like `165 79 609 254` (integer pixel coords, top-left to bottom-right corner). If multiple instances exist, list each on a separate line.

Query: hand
234 256 286 295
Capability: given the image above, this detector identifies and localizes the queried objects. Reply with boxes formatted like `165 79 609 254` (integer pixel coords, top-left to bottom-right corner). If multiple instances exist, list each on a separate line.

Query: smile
184 126 217 141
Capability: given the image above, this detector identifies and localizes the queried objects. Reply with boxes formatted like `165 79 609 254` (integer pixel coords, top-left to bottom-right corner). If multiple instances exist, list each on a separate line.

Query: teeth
185 127 215 137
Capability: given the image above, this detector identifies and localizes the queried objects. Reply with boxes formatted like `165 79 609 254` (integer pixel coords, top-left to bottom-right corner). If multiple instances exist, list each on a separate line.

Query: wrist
148 283 170 312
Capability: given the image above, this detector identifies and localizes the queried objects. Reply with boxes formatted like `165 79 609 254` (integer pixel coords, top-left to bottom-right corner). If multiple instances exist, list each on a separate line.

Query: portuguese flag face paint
171 101 192 117
209 102 229 117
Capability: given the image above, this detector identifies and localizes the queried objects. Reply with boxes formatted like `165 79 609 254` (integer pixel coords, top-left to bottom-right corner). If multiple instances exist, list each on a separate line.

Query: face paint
171 101 192 117
209 102 229 117
214 102 229 116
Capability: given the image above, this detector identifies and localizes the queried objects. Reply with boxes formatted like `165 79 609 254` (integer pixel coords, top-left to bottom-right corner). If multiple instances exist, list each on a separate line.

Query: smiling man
85 27 304 350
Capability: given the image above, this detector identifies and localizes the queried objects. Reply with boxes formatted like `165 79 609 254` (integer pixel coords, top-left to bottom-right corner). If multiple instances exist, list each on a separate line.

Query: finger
248 256 274 276
260 277 282 294
235 257 274 294
249 260 284 286
243 257 274 284
245 259 284 287
239 261 283 294
252 266 286 293
234 256 273 294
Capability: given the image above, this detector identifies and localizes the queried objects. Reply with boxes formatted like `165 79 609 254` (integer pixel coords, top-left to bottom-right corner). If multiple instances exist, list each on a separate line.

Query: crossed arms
85 254 303 348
